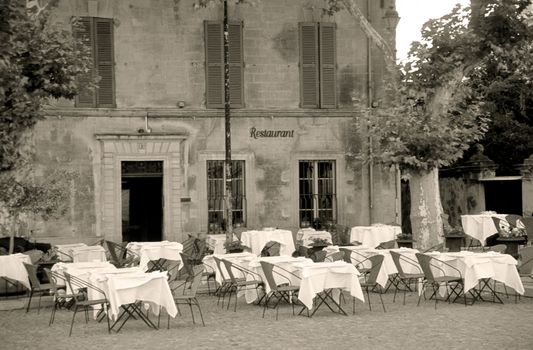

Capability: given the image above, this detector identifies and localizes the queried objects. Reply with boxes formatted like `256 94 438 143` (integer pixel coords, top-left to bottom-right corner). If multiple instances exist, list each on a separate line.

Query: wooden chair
23 263 52 314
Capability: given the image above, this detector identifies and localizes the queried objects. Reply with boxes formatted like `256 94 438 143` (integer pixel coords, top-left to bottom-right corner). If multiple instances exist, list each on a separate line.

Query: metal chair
325 251 345 262
354 255 386 313
423 243 445 253
376 240 396 250
23 263 52 314
165 265 206 327
43 268 79 326
212 256 236 308
260 261 301 320
415 253 466 309
64 272 111 336
105 241 139 267
389 251 424 305
221 258 264 312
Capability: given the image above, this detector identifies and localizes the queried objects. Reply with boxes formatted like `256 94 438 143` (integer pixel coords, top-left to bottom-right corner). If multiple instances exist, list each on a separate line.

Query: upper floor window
74 17 115 108
299 22 337 109
204 21 244 108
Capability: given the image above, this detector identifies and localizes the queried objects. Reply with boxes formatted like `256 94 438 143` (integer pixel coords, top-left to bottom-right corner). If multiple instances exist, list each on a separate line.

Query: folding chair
415 253 466 309
23 263 52 314
43 268 79 326
64 273 111 336
353 255 386 313
260 261 301 320
389 251 424 305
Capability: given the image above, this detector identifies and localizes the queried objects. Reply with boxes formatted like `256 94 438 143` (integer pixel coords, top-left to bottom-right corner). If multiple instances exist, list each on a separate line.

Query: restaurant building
31 0 400 244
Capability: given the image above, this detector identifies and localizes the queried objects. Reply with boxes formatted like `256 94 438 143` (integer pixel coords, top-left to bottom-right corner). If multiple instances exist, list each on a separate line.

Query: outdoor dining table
240 229 295 256
349 225 401 248
460 214 508 245
54 243 88 261
51 261 116 292
0 253 32 289
206 234 228 255
90 269 177 332
426 251 525 303
126 241 184 271
71 245 107 263
296 228 333 247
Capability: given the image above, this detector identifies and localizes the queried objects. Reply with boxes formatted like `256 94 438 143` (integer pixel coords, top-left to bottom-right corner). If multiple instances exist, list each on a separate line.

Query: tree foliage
355 0 533 174
0 0 92 170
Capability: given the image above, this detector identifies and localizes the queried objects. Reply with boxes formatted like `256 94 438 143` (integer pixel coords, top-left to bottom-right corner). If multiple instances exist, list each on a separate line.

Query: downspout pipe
367 0 374 225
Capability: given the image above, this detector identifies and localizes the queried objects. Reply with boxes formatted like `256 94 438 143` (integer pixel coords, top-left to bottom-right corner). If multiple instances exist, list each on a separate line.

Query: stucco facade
30 0 400 244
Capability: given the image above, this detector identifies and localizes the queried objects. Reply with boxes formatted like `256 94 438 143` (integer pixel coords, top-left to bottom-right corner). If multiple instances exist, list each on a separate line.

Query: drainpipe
145 113 152 133
366 0 374 225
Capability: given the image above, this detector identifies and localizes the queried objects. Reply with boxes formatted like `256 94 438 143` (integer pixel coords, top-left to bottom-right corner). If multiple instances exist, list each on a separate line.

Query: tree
354 0 532 249
0 0 92 252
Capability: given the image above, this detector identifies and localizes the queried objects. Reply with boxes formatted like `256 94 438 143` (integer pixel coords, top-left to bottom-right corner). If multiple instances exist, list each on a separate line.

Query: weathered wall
440 176 485 227
24 0 399 244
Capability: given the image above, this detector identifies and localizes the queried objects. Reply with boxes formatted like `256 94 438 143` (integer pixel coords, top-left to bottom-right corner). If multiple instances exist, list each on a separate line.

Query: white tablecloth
296 229 333 247
71 245 107 263
202 252 256 284
240 229 295 256
297 261 365 310
427 251 524 294
126 241 184 271
51 261 117 291
54 243 88 260
349 225 401 248
91 270 177 320
0 254 32 289
207 234 228 255
461 214 508 245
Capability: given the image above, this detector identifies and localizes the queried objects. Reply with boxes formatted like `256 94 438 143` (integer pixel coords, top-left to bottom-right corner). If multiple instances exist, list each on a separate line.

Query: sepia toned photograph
1 0 532 349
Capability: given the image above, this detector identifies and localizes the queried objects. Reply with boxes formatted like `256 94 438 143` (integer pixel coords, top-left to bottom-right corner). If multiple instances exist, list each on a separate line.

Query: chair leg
49 300 57 326
434 284 439 310
26 290 33 313
69 306 78 337
417 282 426 307
378 286 386 312
393 282 398 303
194 299 205 327
188 301 196 324
352 297 356 315
105 304 111 334
37 293 42 314
262 293 272 318
366 288 372 311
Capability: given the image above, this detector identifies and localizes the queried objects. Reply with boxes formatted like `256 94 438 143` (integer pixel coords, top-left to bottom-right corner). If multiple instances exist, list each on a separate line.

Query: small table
240 229 295 256
461 214 507 246
0 254 32 290
126 241 183 271
496 237 527 259
296 229 332 247
349 225 401 248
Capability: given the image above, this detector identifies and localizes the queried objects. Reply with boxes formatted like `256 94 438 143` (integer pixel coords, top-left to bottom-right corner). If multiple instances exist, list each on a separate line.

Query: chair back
325 251 345 262
261 241 281 257
376 240 396 250
43 268 61 294
520 217 533 237
221 259 239 283
423 243 444 253
259 261 280 292
492 217 511 235
105 240 122 266
364 255 384 285
489 244 507 253
415 253 437 282
188 265 205 296
212 256 229 282
311 250 327 262
338 248 353 264
389 251 407 277
23 263 42 290
519 246 533 275
505 215 523 227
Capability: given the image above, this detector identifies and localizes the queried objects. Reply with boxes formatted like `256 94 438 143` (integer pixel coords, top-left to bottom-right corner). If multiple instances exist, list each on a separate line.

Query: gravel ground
1 289 532 350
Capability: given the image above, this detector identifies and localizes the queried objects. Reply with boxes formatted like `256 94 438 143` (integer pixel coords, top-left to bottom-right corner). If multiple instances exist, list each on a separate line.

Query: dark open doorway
483 178 523 215
121 161 163 242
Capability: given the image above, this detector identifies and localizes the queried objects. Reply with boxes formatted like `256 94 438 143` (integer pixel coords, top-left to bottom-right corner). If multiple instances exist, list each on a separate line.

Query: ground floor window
207 160 246 232
299 160 336 227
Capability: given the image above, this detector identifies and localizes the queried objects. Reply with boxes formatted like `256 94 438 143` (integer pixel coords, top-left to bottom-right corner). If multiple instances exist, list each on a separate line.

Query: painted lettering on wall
249 127 294 139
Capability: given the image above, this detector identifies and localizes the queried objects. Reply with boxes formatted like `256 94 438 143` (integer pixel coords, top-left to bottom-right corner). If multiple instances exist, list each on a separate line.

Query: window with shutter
74 17 115 108
319 23 337 108
299 23 319 108
204 21 244 109
299 22 337 109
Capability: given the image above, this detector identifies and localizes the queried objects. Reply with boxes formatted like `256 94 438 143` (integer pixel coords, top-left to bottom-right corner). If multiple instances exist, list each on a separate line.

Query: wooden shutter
319 22 337 108
299 23 319 108
228 22 244 108
205 21 224 108
74 17 96 107
95 18 115 107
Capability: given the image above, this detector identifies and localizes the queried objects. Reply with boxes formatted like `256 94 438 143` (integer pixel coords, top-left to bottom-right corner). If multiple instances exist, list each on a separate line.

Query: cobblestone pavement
1 289 532 350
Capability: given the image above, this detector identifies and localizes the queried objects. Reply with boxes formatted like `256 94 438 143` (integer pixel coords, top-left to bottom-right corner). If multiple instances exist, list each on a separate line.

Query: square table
51 261 117 292
461 214 508 246
296 228 333 247
349 225 401 248
71 245 107 263
90 270 177 331
0 253 32 289
54 243 88 261
426 251 525 303
207 234 228 255
126 241 184 271
240 229 295 256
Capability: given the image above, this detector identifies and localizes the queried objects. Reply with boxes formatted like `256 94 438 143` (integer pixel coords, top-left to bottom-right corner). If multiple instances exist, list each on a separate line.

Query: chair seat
235 280 263 287
432 276 462 283
275 285 299 292
35 283 53 291
77 298 108 306
401 273 424 279
174 294 196 301
360 282 378 288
